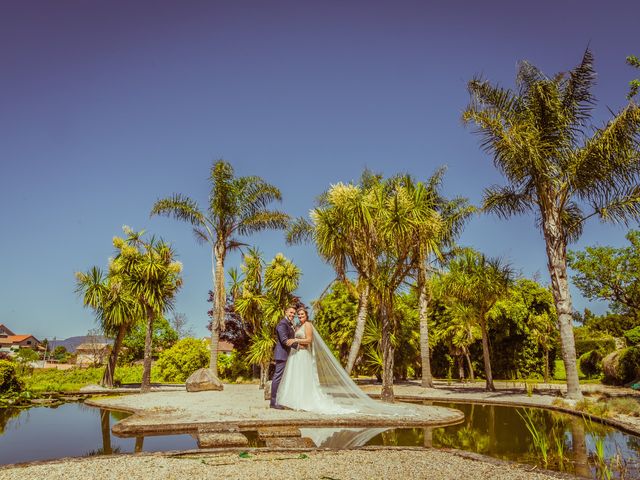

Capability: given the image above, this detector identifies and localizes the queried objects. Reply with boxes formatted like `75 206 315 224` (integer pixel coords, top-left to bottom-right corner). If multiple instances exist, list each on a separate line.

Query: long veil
310 325 416 416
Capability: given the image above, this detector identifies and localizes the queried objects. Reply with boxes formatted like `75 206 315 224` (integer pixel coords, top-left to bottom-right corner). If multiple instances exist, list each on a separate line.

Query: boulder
186 368 224 392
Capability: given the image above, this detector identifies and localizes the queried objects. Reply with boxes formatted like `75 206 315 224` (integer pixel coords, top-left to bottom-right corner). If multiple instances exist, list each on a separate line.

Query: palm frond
151 194 205 226
285 216 314 245
482 184 533 219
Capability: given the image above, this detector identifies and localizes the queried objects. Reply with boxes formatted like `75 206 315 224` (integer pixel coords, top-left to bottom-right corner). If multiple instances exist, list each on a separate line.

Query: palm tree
111 228 183 392
244 253 300 388
433 301 481 381
463 49 640 398
399 170 474 388
75 267 140 387
287 172 381 376
151 160 289 387
439 250 513 391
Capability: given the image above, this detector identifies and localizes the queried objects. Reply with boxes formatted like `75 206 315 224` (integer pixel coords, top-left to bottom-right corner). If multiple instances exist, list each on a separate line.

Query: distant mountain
48 335 113 353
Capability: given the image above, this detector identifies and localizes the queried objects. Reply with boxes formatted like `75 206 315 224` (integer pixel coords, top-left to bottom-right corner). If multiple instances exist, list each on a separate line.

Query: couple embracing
269 304 415 417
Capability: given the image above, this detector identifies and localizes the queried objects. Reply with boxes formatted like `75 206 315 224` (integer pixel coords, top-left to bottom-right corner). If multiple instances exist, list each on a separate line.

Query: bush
218 351 252 381
617 347 640 384
575 338 616 357
579 350 603 378
156 338 208 382
624 326 640 346
0 359 23 394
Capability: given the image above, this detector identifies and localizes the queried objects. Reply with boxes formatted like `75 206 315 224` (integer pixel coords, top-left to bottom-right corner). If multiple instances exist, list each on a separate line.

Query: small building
75 342 111 367
202 338 234 356
0 324 41 351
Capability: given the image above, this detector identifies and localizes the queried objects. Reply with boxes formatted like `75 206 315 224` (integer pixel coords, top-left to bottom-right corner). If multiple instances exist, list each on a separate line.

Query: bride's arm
295 323 313 345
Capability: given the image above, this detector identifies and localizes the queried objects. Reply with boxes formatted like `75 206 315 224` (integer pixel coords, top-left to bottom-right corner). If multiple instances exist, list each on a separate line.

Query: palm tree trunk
101 324 127 388
479 317 495 391
457 355 465 382
345 282 370 375
380 294 395 403
100 409 112 454
418 262 433 387
543 346 550 384
259 362 268 389
209 244 226 379
141 307 154 393
464 349 475 381
542 215 582 400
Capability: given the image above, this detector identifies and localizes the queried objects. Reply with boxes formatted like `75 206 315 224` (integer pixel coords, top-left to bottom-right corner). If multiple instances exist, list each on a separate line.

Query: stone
264 436 316 448
197 432 249 448
186 368 224 392
264 381 272 400
257 426 301 439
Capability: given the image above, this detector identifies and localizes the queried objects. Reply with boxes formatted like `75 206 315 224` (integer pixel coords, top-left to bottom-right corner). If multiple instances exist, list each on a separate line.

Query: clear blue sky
1 0 638 340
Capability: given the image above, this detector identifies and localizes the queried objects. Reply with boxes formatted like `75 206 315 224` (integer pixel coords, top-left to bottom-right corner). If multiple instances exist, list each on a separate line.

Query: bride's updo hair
296 305 310 321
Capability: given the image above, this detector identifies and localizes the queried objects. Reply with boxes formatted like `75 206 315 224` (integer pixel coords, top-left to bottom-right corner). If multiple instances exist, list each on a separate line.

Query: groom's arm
276 322 295 348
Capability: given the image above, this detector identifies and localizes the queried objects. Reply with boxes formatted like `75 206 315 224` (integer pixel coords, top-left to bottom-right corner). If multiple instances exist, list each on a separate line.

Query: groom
270 305 298 409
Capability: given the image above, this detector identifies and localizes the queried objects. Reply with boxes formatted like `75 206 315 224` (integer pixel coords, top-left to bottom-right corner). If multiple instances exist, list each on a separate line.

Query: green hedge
617 347 640 384
575 338 616 357
579 350 603 378
624 326 640 346
0 360 23 394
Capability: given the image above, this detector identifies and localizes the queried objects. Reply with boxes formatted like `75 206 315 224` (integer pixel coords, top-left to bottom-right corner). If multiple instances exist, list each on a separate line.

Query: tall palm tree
111 228 183 392
398 170 474 388
463 49 640 398
75 267 140 387
151 160 289 387
439 250 513 391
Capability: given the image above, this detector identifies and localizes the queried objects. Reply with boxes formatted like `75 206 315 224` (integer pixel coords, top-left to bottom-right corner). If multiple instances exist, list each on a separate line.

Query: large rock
186 368 224 392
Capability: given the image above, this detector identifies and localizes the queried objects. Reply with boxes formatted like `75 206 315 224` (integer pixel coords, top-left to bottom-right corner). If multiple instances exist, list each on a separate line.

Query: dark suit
270 317 297 407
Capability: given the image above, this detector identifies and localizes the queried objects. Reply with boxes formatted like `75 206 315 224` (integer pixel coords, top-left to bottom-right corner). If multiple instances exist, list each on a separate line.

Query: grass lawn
20 365 168 393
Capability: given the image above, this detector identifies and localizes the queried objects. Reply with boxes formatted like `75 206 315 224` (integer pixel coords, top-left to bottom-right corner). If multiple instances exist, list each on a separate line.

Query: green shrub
156 338 208 382
624 326 640 346
0 359 23 394
617 347 640 384
218 351 252 381
579 350 603 378
575 338 616 357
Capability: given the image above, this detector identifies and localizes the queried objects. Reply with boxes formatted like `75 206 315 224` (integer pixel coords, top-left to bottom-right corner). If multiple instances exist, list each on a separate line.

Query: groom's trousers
270 360 287 407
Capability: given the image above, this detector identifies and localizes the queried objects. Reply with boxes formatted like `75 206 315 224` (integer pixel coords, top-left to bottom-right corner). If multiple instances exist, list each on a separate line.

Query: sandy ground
86 384 465 436
0 449 573 480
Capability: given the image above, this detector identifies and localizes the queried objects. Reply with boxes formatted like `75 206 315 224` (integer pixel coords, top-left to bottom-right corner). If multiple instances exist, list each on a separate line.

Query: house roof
0 334 39 344
0 324 16 335
218 340 234 352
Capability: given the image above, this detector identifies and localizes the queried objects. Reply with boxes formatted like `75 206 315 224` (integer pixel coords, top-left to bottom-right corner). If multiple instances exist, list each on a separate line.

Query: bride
276 307 414 416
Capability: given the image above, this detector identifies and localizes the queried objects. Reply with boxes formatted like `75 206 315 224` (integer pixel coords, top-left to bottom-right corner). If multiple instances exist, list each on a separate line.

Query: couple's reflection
299 427 389 448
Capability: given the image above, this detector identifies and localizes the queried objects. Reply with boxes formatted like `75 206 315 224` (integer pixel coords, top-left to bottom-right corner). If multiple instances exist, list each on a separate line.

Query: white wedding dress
276 327 355 414
275 323 416 417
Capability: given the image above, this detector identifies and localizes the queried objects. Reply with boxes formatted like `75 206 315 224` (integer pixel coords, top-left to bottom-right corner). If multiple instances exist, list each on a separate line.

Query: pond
0 403 196 464
1 400 639 479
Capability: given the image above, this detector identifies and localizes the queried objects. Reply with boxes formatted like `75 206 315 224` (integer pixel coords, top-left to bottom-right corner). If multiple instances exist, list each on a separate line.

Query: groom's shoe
270 404 284 410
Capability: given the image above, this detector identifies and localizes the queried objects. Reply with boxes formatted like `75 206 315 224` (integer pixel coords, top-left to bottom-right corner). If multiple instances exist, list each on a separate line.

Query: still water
1 401 639 478
0 403 196 464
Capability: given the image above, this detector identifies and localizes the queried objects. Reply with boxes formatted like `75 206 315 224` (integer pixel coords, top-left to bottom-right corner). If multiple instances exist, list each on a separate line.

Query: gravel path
0 449 571 480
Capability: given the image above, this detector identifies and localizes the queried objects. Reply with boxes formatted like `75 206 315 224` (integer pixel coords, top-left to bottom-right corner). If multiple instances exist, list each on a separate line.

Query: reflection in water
300 427 389 448
298 402 640 479
0 403 196 465
2 401 639 478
